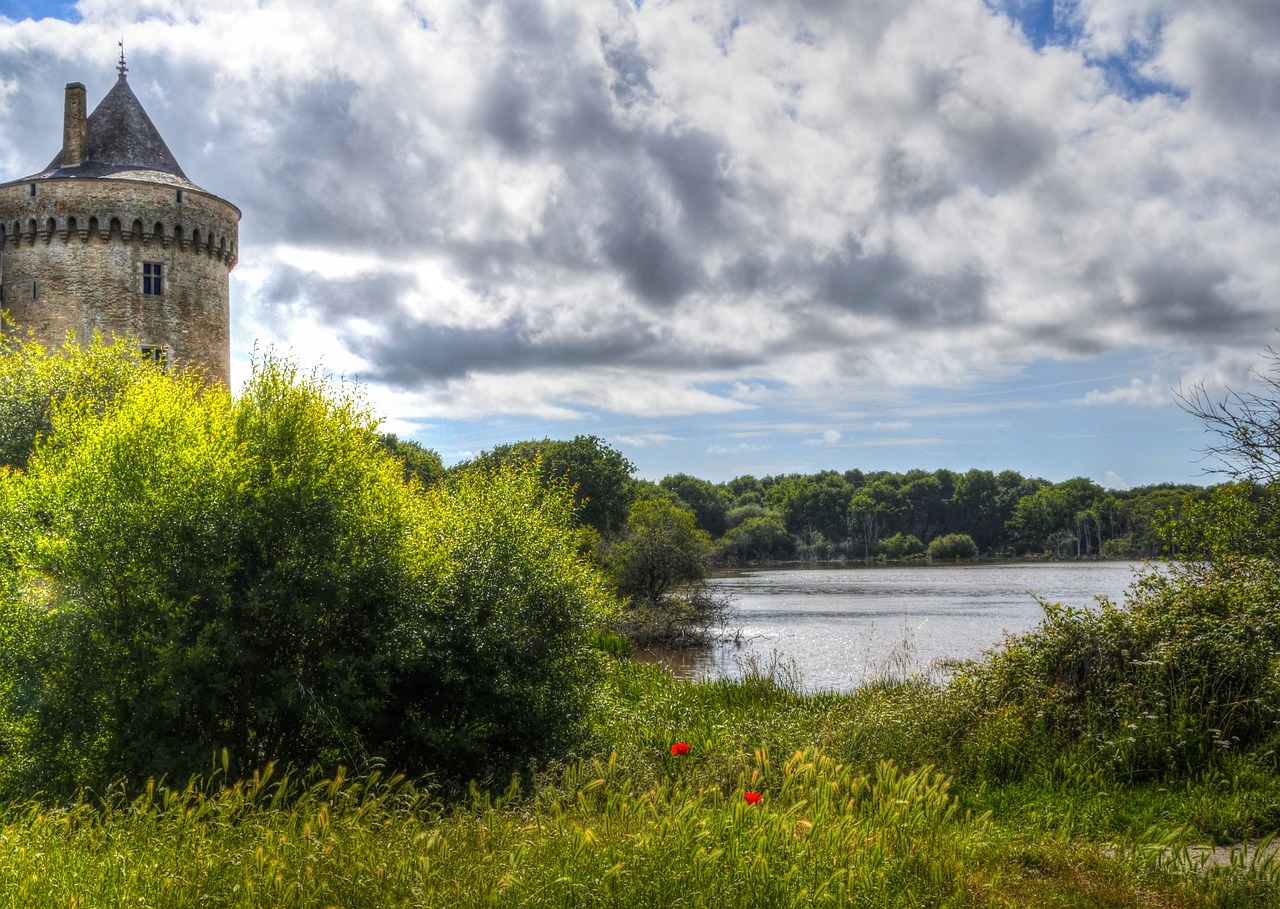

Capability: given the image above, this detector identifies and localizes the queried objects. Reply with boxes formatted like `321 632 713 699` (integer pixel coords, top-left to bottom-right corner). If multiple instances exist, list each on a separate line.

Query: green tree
877 532 924 560
847 481 901 560
1171 352 1280 563
607 497 727 644
1007 479 1104 555
660 473 730 536
609 497 711 605
950 469 1017 553
765 471 853 543
465 435 636 537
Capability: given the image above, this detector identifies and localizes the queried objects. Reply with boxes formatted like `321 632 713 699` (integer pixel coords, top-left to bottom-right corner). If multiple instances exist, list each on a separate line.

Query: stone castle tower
0 54 239 384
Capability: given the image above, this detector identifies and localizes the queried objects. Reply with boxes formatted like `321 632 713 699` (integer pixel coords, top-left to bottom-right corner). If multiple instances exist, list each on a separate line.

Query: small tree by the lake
607 496 730 645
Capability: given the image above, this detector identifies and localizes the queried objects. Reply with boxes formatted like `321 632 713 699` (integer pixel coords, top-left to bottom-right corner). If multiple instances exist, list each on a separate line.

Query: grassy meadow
3 655 1280 908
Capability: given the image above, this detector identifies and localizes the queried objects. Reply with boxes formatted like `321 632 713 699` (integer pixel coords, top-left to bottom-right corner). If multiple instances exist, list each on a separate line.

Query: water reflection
634 562 1157 693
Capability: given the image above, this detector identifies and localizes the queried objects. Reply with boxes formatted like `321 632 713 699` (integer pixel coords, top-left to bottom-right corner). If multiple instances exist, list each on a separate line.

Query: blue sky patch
3 1 80 23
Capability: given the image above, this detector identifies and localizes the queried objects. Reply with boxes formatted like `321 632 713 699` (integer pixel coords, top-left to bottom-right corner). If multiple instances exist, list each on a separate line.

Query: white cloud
616 432 677 448
1104 469 1127 488
707 442 765 455
1 0 1277 476
804 429 843 446
1077 377 1173 407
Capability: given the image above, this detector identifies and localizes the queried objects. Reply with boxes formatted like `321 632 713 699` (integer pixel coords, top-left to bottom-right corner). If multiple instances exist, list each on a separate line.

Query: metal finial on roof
117 38 128 81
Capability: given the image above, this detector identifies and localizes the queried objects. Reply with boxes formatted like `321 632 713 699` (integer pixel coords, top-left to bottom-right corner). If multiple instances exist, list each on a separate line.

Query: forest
425 436 1210 564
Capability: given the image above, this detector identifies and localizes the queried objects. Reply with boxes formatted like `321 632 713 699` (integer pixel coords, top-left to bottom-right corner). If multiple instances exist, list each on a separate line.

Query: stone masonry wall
0 177 239 385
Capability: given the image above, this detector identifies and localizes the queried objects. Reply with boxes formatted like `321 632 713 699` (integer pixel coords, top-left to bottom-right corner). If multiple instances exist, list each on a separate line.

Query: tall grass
3 660 1278 906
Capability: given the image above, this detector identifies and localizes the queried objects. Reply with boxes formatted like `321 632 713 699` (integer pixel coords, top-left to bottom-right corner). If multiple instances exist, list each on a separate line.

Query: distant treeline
398 434 1207 563
658 468 1205 562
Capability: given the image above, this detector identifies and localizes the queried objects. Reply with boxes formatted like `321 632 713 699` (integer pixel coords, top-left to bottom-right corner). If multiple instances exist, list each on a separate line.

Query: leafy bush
927 533 979 561
878 532 925 560
715 514 794 563
950 559 1280 779
0 352 609 795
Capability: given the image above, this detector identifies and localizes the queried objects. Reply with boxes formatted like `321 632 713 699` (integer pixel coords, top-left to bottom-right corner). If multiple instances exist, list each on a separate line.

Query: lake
634 562 1159 693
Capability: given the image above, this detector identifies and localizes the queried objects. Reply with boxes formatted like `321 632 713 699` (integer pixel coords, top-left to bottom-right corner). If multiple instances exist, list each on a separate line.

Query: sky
1 0 1277 488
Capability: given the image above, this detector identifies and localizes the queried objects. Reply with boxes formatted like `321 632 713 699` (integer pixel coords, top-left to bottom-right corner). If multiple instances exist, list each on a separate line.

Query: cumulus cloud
1 0 1277 478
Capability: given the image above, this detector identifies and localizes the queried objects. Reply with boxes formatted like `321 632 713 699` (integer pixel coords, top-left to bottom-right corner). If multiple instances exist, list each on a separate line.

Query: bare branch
1176 346 1280 485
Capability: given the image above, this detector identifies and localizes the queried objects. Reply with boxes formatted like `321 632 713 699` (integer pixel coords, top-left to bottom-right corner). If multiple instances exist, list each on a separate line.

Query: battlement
0 177 239 268
0 213 237 266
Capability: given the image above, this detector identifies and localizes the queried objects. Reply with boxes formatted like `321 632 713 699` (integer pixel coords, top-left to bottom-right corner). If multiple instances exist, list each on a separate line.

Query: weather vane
117 36 127 80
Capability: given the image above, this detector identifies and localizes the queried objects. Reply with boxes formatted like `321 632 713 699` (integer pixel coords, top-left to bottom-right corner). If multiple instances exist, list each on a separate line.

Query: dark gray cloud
1187 32 1280 129
1128 258 1255 340
817 237 989 324
261 264 762 383
945 110 1058 192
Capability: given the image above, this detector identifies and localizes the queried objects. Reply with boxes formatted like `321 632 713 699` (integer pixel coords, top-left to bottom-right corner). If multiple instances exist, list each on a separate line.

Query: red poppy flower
671 742 690 756
744 791 762 805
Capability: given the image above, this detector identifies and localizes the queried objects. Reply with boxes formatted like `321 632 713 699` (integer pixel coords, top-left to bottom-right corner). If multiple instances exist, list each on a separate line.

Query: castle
0 53 239 384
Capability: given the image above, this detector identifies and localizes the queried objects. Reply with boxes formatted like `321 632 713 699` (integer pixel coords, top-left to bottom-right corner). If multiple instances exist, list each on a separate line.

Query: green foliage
607 497 728 644
4 658 1274 907
927 532 979 561
0 329 162 470
715 514 794 563
659 472 730 535
1162 482 1280 563
725 501 770 527
765 470 853 542
463 435 636 537
0 352 609 795
847 481 901 559
877 532 924 560
950 560 1280 780
377 432 445 487
397 464 610 776
608 497 710 604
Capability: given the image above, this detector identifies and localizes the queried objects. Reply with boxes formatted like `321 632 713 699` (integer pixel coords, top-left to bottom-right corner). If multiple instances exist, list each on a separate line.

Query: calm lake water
635 562 1159 693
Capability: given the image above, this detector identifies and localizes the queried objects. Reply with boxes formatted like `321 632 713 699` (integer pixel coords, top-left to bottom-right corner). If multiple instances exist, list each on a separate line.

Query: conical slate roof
25 72 201 190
